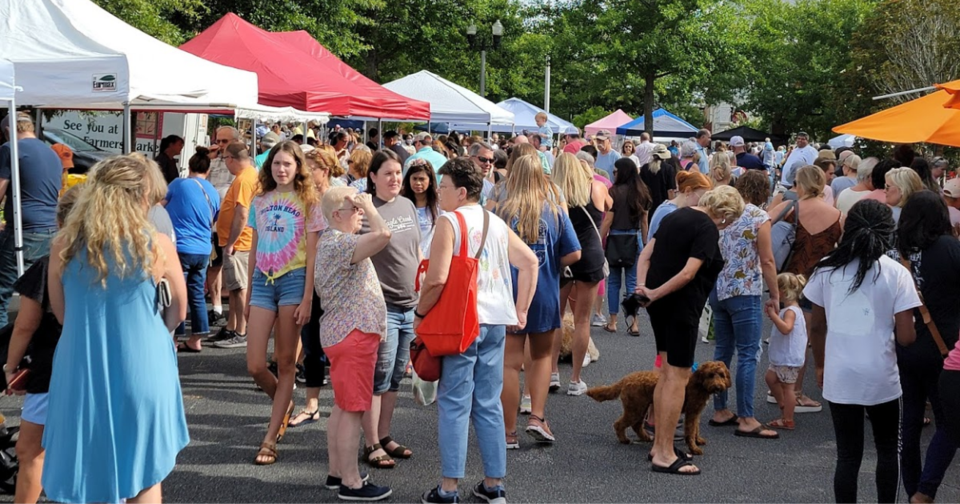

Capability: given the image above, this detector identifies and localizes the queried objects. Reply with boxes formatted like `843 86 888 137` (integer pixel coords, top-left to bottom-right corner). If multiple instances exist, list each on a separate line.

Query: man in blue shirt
695 128 712 174
731 136 765 170
404 132 447 175
0 112 62 326
593 130 621 174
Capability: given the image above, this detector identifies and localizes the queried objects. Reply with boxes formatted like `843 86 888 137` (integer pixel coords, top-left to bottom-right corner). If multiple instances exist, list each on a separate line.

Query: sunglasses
475 156 494 164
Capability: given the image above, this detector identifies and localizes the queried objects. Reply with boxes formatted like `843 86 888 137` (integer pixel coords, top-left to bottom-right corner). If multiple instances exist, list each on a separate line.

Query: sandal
176 342 202 353
768 418 795 430
254 442 278 465
379 436 412 459
506 431 519 450
648 446 693 462
276 402 294 443
651 457 701 476
708 415 739 427
734 424 780 439
795 395 822 413
288 409 320 427
603 324 617 333
363 444 396 469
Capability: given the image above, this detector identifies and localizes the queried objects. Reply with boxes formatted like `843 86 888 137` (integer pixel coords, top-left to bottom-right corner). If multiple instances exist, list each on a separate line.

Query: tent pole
9 97 23 277
302 121 308 146
122 102 132 154
378 118 382 150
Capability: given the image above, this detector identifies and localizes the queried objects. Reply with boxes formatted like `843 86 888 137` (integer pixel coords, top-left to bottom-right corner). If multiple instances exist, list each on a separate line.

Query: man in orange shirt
212 142 257 349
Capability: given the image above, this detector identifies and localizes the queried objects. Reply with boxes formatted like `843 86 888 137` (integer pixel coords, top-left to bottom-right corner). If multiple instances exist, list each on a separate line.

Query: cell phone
634 293 650 304
6 368 29 394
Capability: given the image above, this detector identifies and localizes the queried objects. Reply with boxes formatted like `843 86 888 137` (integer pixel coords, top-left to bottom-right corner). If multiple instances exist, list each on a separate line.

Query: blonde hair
552 152 592 207
710 153 732 183
507 143 538 173
142 155 168 205
794 165 826 199
58 154 162 286
305 147 339 174
535 111 548 122
698 185 745 224
496 155 561 243
777 272 807 304
56 185 83 226
348 149 373 178
320 186 358 223
676 170 713 194
885 167 924 208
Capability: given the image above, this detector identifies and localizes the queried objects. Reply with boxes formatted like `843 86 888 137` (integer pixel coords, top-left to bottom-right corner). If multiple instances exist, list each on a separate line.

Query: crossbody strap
580 205 602 242
475 209 490 259
899 256 949 357
191 178 214 224
452 207 490 260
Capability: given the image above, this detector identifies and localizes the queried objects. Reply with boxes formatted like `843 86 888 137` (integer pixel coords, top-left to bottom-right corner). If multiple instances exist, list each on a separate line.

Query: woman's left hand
4 372 23 396
294 298 312 326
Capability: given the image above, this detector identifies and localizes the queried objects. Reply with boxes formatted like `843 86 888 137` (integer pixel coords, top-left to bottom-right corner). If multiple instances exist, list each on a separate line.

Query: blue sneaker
472 481 506 504
421 486 459 503
338 481 391 501
324 471 370 490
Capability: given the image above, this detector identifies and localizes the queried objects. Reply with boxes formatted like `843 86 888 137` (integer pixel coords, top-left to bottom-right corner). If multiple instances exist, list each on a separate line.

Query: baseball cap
944 178 960 198
0 112 31 132
652 143 671 160
729 136 745 147
594 129 613 141
50 143 74 169
261 131 281 150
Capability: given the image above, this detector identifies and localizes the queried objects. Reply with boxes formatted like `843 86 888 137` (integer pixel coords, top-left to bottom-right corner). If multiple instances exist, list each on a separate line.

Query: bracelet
2 364 15 373
414 310 427 319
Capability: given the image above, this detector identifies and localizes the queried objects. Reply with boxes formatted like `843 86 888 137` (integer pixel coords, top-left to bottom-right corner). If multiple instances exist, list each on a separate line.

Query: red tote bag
414 209 490 356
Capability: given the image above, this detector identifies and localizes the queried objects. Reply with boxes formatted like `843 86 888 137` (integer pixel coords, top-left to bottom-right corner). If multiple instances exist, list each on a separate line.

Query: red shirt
563 141 585 154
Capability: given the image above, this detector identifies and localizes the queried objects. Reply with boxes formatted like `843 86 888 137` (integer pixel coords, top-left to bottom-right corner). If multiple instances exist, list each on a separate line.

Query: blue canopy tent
451 97 577 135
615 108 698 137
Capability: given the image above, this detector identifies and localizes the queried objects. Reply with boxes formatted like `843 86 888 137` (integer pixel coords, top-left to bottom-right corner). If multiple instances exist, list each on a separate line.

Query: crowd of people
0 108 959 503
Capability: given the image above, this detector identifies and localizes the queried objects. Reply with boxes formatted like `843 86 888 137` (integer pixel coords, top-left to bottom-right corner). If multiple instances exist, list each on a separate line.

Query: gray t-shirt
148 204 177 246
830 176 857 200
360 195 421 307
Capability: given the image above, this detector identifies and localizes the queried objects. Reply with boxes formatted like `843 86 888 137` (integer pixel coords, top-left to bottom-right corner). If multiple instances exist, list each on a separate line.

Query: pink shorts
324 329 381 412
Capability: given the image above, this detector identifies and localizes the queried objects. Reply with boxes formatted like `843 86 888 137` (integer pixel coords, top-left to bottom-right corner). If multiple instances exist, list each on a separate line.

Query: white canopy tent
382 70 514 127
450 97 577 135
0 59 25 275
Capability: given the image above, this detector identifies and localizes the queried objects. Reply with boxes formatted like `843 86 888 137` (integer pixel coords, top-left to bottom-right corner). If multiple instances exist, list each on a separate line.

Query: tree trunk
643 72 655 135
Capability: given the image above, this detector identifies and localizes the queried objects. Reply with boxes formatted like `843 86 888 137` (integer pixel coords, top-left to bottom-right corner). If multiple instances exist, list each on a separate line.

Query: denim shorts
373 304 416 395
22 392 49 426
249 268 306 310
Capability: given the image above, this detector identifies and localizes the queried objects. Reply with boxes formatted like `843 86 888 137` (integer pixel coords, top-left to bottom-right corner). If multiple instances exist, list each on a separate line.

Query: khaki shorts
222 250 250 292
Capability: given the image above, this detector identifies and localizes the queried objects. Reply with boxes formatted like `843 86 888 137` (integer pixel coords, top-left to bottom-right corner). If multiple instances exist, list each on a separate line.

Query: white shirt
803 256 921 405
442 204 518 326
207 157 234 199
634 141 654 167
768 306 807 367
835 188 870 215
780 145 819 187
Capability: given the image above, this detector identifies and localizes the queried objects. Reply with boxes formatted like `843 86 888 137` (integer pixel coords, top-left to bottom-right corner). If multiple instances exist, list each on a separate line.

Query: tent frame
0 64 24 275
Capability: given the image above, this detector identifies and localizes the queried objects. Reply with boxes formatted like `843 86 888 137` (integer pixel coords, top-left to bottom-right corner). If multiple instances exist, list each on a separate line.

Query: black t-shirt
640 162 677 218
902 235 960 361
155 152 180 184
12 256 62 393
736 152 765 170
646 207 724 313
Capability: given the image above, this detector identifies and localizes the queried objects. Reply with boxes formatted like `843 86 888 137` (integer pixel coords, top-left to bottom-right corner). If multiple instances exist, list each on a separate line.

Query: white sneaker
520 395 532 415
567 380 588 396
549 372 561 392
582 353 591 368
590 314 606 327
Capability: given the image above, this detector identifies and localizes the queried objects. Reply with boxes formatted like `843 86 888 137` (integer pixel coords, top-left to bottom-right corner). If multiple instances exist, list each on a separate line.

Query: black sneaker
472 482 505 504
421 486 459 504
296 363 307 384
207 326 235 342
323 472 370 490
207 310 227 327
338 481 391 501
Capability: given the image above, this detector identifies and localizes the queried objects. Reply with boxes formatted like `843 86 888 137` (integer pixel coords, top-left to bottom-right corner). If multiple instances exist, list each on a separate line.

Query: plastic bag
698 303 713 342
411 369 438 406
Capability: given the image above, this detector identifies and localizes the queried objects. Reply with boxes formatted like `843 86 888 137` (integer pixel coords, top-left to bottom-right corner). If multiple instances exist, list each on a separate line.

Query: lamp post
466 20 503 99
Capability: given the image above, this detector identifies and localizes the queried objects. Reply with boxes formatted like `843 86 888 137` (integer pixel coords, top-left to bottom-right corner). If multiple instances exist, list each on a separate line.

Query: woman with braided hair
804 199 921 503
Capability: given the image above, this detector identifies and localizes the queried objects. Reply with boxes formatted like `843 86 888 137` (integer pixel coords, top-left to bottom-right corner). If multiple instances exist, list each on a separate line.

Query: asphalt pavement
1 305 958 503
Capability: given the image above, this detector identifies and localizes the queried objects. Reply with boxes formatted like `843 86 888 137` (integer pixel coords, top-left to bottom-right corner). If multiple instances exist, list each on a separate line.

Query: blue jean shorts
249 268 306 311
22 392 49 425
373 304 416 395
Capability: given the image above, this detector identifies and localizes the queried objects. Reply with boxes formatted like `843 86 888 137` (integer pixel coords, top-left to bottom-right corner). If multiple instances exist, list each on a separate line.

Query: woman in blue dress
44 154 189 503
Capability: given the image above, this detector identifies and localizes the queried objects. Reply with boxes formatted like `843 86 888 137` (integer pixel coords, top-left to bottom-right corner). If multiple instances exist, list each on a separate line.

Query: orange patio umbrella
833 79 960 147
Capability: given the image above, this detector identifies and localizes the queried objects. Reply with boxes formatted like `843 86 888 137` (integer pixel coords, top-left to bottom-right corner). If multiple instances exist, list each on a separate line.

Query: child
400 159 440 257
245 140 324 465
764 273 808 430
535 111 554 152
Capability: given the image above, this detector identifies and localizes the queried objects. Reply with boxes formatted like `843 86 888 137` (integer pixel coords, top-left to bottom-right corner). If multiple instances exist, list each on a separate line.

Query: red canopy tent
180 13 430 120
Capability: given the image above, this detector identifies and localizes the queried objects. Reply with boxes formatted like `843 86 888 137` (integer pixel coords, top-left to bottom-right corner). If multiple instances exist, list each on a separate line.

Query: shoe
519 395 531 415
582 353 591 368
207 310 227 327
207 326 235 342
213 333 247 349
472 481 506 504
566 380 587 396
794 397 823 413
590 314 606 327
421 486 460 504
324 472 370 490
701 335 710 343
505 431 519 450
549 372 561 393
296 363 307 384
338 481 392 501
525 415 555 443
766 393 777 404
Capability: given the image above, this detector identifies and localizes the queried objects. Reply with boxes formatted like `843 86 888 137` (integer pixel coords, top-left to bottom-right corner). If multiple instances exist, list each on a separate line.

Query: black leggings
827 399 901 503
299 292 326 388
940 370 960 446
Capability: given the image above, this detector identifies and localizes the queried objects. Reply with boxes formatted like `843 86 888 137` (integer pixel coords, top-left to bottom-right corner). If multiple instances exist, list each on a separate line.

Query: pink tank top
944 341 960 371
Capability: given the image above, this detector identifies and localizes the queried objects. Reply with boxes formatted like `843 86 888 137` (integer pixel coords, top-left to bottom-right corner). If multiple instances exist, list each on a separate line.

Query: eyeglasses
336 206 360 215
216 139 231 144
474 156 494 164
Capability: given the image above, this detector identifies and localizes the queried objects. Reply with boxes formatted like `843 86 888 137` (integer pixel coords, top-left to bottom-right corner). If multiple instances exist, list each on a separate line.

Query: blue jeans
709 290 762 418
177 252 209 336
438 324 506 479
0 228 56 327
373 304 415 394
606 229 642 316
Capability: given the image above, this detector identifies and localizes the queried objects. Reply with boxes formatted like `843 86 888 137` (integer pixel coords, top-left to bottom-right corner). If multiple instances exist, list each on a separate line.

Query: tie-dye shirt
248 190 325 282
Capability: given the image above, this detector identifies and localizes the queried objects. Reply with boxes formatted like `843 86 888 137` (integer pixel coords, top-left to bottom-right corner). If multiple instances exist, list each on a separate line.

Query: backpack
770 200 798 272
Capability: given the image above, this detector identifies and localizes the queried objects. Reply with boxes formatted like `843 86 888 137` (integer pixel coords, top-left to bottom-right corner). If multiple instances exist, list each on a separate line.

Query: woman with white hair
679 141 700 172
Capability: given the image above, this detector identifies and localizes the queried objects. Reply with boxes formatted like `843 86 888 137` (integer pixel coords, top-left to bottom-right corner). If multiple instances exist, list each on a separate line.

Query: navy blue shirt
0 138 62 232
164 177 221 255
736 152 765 171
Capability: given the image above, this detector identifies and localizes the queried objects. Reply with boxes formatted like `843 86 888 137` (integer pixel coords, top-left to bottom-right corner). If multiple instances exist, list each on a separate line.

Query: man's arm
224 204 249 255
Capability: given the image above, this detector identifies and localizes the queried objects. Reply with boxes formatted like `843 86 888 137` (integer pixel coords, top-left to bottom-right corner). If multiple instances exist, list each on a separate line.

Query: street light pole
468 20 502 100
480 49 487 98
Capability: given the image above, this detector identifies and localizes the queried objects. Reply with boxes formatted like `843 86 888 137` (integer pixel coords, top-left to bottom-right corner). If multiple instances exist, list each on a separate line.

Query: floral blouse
715 204 770 301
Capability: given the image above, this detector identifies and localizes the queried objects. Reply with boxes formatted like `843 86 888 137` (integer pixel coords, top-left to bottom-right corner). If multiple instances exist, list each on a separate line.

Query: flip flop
648 446 693 462
628 328 640 337
708 415 739 427
288 409 320 427
734 424 780 439
603 325 617 333
176 342 202 353
651 457 701 476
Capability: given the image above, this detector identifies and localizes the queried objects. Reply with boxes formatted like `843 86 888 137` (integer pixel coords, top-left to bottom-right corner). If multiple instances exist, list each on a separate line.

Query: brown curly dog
586 361 731 455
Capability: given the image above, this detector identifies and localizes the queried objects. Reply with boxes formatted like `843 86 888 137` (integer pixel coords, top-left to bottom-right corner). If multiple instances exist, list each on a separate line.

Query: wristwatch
2 364 15 373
